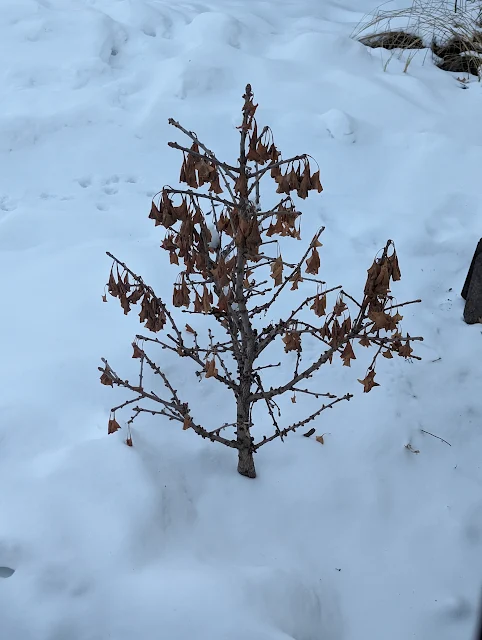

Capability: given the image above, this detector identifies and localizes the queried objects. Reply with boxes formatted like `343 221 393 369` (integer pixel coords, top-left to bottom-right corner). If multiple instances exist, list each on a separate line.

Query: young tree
100 84 422 478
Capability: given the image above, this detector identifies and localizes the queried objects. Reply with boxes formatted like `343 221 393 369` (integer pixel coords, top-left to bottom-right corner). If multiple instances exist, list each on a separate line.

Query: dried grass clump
353 0 482 76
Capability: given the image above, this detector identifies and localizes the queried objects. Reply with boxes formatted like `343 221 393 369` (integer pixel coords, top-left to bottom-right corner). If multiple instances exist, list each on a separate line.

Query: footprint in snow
0 196 17 212
319 109 356 143
103 185 119 196
75 175 139 210
76 176 92 189
0 567 15 578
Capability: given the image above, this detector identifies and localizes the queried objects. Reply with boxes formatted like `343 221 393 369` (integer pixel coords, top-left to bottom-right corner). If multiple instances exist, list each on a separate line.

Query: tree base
237 450 256 478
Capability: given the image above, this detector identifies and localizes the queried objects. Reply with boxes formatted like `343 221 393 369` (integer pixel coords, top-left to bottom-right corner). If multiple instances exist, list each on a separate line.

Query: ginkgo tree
100 84 422 478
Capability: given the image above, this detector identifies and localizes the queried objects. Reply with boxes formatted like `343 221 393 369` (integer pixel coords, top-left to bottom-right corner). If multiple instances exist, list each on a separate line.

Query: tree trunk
236 387 256 478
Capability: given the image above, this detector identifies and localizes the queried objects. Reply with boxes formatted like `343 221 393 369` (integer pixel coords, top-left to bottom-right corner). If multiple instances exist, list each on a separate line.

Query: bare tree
100 84 422 478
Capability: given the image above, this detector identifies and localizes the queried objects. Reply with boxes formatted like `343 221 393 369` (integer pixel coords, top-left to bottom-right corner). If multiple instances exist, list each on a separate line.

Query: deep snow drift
1 1 482 639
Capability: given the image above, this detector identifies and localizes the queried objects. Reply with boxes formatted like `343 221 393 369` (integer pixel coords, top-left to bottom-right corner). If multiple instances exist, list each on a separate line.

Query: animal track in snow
76 176 92 189
0 196 17 212
102 185 119 195
74 174 140 210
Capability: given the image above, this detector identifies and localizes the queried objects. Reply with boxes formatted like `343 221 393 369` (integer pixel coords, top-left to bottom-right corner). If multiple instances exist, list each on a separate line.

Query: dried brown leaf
205 359 218 378
108 417 121 434
290 269 303 290
398 341 413 359
333 298 348 316
270 256 284 287
390 252 401 281
209 172 223 194
358 369 380 393
100 371 113 387
341 341 356 367
282 331 302 353
311 294 326 317
305 247 320 275
310 170 323 193
132 343 143 359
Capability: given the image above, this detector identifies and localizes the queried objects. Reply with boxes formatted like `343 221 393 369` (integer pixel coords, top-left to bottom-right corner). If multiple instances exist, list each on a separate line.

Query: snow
0 0 481 638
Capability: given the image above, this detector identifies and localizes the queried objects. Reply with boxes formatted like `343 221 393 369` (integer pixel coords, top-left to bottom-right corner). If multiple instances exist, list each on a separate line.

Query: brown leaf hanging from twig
100 371 113 387
358 369 380 393
205 359 218 378
132 343 143 359
108 416 121 434
305 247 320 275
282 331 302 353
270 256 284 286
290 269 303 290
341 342 356 367
311 294 326 317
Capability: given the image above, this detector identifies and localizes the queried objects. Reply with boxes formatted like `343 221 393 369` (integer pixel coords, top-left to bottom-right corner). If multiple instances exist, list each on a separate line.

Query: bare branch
340 290 362 309
111 395 144 413
168 118 238 178
250 228 326 318
252 326 423 403
247 154 308 195
255 284 342 355
291 388 337 399
135 334 238 392
102 356 239 449
161 187 234 209
167 141 239 174
385 299 422 311
253 393 353 450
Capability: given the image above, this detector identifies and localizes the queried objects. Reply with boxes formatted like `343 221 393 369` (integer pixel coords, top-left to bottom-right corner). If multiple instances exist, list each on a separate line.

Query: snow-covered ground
1 0 482 638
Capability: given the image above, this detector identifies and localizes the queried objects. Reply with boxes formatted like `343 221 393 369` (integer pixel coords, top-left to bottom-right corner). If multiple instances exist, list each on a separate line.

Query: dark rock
462 238 482 300
463 253 482 324
432 36 482 76
436 53 482 75
360 31 424 50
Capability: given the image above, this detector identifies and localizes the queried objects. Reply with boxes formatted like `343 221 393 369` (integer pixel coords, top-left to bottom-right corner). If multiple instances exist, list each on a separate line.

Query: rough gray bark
463 253 482 324
462 238 482 300
236 390 255 478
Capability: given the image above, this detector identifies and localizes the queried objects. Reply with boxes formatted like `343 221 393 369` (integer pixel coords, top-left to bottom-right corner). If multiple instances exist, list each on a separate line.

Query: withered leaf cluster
246 122 280 165
266 203 301 240
272 160 323 200
283 330 302 353
358 244 416 361
178 142 223 194
108 265 167 332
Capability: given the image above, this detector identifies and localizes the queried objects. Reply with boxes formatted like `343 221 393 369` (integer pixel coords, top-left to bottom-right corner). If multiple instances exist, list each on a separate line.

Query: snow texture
0 0 482 639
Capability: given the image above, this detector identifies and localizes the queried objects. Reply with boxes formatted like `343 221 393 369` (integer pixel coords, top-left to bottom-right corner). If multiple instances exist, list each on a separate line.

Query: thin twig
420 429 452 446
167 141 239 174
253 393 353 450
